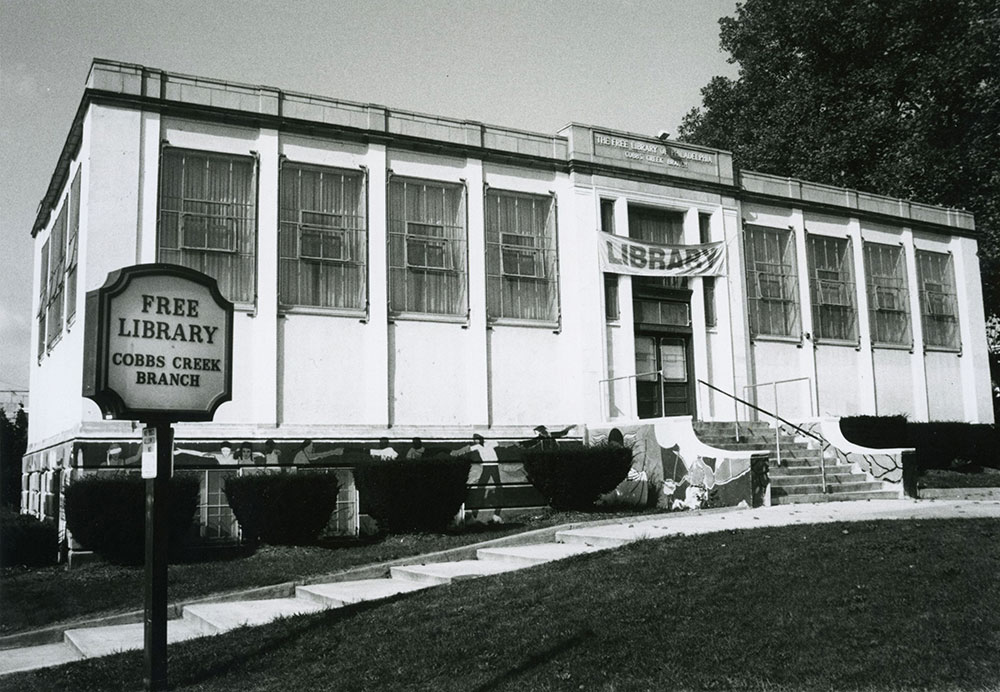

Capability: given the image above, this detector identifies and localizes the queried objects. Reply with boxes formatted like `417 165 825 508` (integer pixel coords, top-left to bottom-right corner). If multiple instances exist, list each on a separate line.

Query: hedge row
224 472 340 546
523 444 632 511
1 507 57 567
353 457 470 533
64 473 200 564
839 417 999 470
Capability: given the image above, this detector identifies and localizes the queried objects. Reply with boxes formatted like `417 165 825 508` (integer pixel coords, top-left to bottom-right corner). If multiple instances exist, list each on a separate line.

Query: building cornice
30 59 977 240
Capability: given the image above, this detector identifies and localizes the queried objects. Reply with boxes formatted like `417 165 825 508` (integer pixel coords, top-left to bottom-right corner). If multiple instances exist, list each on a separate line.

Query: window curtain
158 150 256 303
916 250 959 348
746 225 799 337
388 179 466 315
485 190 557 321
808 235 857 341
863 243 911 345
278 165 366 309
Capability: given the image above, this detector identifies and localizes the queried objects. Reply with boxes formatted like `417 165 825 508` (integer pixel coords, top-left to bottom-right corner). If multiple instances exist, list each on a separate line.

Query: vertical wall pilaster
952 235 993 422
850 217 877 413
253 128 279 426
614 196 637 419
791 208 818 415
902 228 929 421
365 145 390 427
137 111 161 264
685 207 709 418
464 157 490 426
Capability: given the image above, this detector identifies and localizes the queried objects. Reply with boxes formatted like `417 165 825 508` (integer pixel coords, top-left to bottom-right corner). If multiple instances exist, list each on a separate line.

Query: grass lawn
6 518 1000 691
918 468 1000 489
0 507 656 636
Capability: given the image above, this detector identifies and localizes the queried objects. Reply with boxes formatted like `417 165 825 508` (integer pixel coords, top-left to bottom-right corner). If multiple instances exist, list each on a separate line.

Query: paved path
3 498 999 677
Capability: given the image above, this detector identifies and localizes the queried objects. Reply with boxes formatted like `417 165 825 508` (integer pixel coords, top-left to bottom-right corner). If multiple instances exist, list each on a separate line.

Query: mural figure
452 433 505 524
293 439 344 465
369 437 398 460
406 437 425 460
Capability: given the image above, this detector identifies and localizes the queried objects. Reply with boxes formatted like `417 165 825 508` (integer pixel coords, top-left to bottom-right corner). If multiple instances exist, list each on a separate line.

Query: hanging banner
598 232 725 277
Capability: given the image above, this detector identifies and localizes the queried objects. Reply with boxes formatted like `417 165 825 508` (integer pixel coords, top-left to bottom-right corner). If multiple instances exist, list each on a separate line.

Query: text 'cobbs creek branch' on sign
84 263 233 421
115 294 222 387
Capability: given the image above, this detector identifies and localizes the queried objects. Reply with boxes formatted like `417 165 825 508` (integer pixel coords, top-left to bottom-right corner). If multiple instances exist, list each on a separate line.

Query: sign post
83 264 233 692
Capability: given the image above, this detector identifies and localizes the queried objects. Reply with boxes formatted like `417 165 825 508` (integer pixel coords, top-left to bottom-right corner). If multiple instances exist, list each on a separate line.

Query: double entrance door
634 333 694 418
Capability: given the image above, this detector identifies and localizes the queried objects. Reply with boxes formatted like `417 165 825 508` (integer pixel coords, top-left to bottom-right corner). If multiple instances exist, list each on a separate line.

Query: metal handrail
742 377 814 474
598 369 663 420
697 379 827 493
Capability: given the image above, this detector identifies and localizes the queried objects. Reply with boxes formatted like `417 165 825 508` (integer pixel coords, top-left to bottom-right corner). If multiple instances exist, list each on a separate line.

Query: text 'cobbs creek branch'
114 294 222 387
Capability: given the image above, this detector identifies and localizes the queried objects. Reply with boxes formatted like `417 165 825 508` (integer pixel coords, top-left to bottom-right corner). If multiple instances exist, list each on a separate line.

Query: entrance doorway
634 334 694 418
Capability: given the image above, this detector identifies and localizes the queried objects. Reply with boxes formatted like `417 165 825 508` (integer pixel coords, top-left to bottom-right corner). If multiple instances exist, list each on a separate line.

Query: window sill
280 306 367 320
750 334 802 345
390 312 468 326
488 318 560 331
923 345 962 355
872 342 913 352
814 338 860 348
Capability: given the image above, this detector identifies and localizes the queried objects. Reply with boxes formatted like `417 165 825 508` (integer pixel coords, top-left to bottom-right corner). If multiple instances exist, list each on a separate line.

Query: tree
0 405 28 508
679 0 1000 315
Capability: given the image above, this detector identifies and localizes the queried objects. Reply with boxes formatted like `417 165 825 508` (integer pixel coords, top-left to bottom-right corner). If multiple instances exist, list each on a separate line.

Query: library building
23 60 994 556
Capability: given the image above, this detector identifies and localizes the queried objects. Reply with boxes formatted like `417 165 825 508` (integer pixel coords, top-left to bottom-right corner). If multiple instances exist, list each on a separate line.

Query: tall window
66 169 81 322
808 235 857 342
699 213 717 328
601 199 618 321
485 189 558 322
388 178 467 316
745 225 799 337
863 242 911 346
158 149 257 303
916 250 960 349
279 164 366 310
36 240 48 360
46 205 67 347
630 205 686 291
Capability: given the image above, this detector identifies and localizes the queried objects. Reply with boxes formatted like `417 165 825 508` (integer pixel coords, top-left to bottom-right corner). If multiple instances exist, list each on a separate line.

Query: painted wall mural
589 419 767 509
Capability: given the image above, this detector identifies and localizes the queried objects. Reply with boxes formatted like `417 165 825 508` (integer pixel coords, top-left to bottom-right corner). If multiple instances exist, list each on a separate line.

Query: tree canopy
679 0 1000 313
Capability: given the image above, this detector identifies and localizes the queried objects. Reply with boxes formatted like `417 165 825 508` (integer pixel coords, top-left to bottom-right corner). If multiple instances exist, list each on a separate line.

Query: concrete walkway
3 498 999 677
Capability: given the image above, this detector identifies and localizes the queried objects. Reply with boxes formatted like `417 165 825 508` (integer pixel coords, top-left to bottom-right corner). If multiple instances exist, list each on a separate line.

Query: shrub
64 473 200 564
353 457 471 533
906 423 999 470
839 417 999 471
0 507 57 567
523 444 632 511
839 415 908 449
224 472 340 546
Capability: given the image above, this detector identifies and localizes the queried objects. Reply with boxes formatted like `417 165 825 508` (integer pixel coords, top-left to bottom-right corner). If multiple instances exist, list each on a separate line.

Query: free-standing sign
83 263 233 421
82 263 232 692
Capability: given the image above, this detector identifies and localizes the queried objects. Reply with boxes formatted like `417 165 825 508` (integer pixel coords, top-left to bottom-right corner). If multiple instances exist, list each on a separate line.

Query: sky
0 0 739 395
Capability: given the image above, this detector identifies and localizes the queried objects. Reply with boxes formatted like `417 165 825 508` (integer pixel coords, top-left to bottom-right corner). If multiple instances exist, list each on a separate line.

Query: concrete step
694 435 804 448
295 578 430 608
390 560 523 586
476 542 602 567
771 489 901 505
773 481 885 497
182 596 329 636
770 465 857 476
0 642 83 676
64 618 202 658
770 472 866 486
556 525 677 549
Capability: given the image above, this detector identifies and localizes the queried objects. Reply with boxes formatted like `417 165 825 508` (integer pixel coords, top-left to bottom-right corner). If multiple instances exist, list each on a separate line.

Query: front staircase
693 421 899 505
